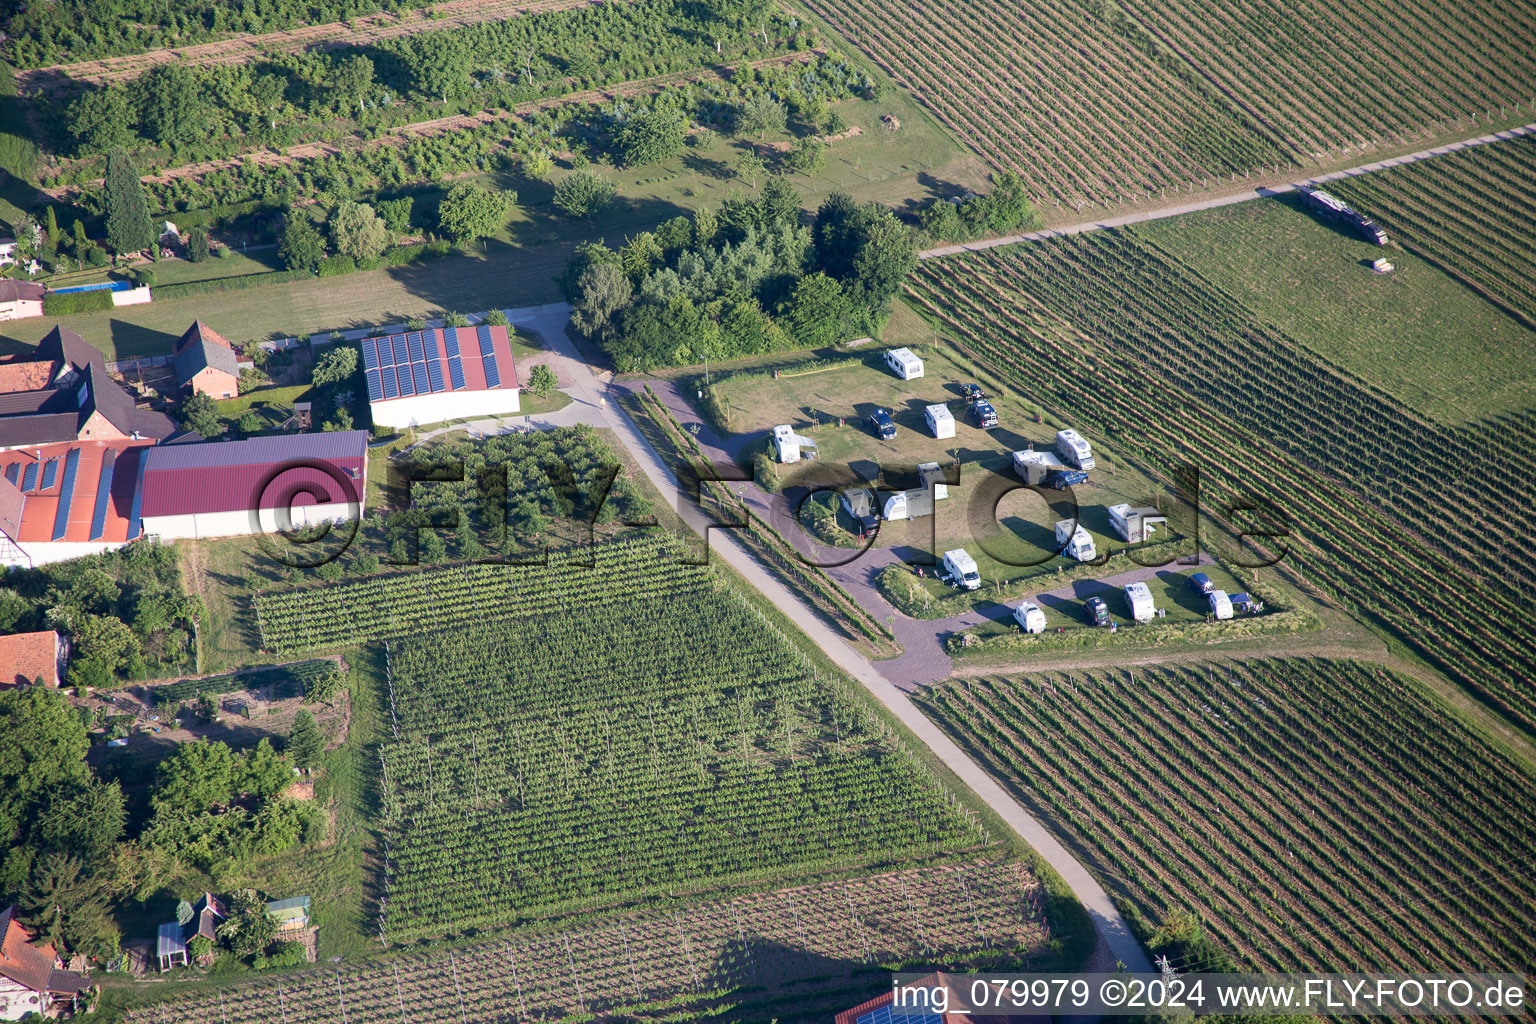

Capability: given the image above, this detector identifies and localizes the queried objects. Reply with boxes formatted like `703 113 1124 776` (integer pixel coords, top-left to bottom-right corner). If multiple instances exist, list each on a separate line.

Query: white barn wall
13 539 129 568
370 388 520 429
143 501 360 541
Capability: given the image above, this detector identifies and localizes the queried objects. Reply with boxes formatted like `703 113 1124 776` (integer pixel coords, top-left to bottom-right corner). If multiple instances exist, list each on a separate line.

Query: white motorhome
1208 590 1234 620
884 347 924 381
770 424 818 464
917 461 949 500
1107 503 1167 543
1012 449 1067 484
1013 601 1046 633
941 548 981 590
924 403 955 439
1123 581 1156 622
1053 519 1097 561
1055 429 1095 470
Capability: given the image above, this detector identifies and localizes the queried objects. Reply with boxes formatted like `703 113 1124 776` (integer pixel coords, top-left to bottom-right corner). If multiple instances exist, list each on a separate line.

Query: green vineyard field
123 861 1055 1024
359 536 981 940
906 231 1536 732
797 0 1536 205
919 659 1536 973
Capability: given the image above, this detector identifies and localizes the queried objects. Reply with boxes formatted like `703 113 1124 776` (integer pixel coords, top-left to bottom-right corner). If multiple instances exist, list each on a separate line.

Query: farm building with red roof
173 321 249 399
0 438 157 568
361 324 519 429
138 431 367 540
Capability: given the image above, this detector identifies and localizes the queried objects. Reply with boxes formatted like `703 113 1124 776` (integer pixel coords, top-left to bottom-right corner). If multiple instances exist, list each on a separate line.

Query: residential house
172 321 249 399
0 281 43 322
0 326 176 453
0 905 89 1020
0 438 157 569
0 630 67 686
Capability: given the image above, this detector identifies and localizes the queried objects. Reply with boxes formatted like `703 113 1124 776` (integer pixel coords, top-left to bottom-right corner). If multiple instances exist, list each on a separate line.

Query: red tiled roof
0 905 59 994
0 631 63 687
174 321 237 356
0 439 154 544
0 358 57 393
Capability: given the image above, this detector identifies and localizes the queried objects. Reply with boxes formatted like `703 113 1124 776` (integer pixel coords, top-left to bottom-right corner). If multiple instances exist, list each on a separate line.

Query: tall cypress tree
103 148 153 255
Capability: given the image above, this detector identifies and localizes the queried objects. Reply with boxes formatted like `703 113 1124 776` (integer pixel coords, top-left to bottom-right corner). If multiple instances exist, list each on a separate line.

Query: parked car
1189 572 1214 595
1084 596 1111 627
868 408 897 441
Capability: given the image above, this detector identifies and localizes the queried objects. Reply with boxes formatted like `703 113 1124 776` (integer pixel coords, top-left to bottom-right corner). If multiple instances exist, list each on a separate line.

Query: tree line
565 178 919 371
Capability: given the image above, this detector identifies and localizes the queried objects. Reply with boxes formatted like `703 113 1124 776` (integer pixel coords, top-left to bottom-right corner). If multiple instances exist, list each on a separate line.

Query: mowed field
919 659 1536 973
903 207 1536 733
791 0 1536 206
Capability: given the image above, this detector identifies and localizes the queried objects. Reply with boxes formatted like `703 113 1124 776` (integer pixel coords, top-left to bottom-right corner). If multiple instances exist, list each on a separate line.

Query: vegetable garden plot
906 236 1536 732
1329 136 1536 327
365 535 981 939
918 659 1536 974
124 860 1049 1024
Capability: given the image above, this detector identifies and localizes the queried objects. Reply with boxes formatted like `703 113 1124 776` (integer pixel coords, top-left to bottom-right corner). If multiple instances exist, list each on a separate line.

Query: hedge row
42 289 113 316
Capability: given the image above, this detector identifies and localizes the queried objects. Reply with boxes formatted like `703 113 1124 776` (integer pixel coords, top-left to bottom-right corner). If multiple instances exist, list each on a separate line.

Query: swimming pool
50 280 132 295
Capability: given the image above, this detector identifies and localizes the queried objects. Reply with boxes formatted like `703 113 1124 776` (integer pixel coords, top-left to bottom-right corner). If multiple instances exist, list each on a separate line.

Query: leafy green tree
217 889 276 957
328 201 390 263
0 688 90 891
522 149 555 179
71 614 141 676
250 74 286 128
526 364 559 398
311 345 358 386
570 262 632 337
278 214 325 272
734 149 765 187
619 231 663 279
180 392 224 438
787 136 827 175
44 207 61 250
185 227 210 262
846 206 917 307
131 64 209 147
553 169 616 218
103 148 154 254
287 710 323 769
436 182 513 244
377 197 414 235
236 411 263 436
616 107 688 166
65 88 133 155
779 271 851 348
23 853 120 961
330 54 374 114
736 94 787 138
33 778 126 863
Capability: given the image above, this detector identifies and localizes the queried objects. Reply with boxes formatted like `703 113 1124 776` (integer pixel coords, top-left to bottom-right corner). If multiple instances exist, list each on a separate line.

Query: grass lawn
1133 197 1536 424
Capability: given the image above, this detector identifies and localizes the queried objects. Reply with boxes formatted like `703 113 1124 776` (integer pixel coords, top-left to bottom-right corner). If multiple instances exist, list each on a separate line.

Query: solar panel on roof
52 448 81 542
391 335 409 365
366 369 384 403
363 336 380 370
407 332 425 363
477 326 501 388
3 464 15 485
89 450 116 541
448 356 466 391
425 357 445 393
382 367 399 399
443 328 461 357
21 462 37 492
854 1007 945 1024
411 361 428 394
40 459 57 490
